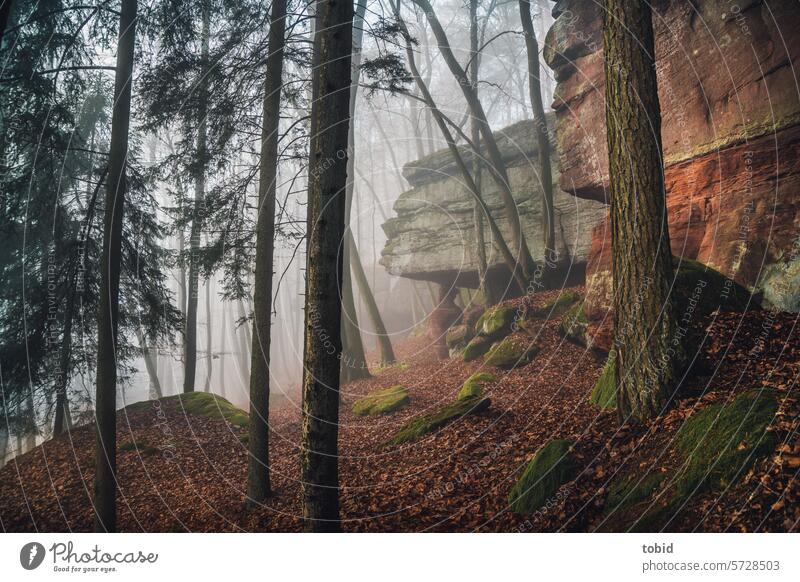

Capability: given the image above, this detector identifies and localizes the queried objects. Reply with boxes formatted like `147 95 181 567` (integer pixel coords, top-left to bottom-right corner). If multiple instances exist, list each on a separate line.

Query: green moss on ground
508 439 578 515
537 290 581 317
123 392 250 428
605 472 666 514
387 395 490 446
463 336 492 361
560 302 588 346
484 337 539 369
352 385 410 416
589 350 616 409
674 391 777 495
457 372 496 400
475 306 518 339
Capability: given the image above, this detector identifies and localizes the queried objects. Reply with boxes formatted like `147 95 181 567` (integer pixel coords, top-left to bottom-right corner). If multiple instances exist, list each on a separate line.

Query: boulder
484 337 540 369
508 439 578 515
352 385 410 416
457 372 496 401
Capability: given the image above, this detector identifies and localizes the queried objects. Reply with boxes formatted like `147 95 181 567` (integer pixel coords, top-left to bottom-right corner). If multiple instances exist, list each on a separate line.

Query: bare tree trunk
204 265 212 392
93 0 137 533
348 232 395 364
183 0 210 393
339 0 370 384
300 0 354 533
246 0 287 506
469 0 493 305
520 0 556 285
136 329 163 399
220 300 228 399
603 0 683 422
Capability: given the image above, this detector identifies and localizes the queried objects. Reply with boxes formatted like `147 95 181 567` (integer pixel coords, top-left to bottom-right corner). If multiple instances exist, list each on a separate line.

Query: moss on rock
673 257 753 314
537 290 581 317
457 372 496 400
560 301 588 346
387 395 490 446
605 472 666 514
446 324 473 349
675 391 777 495
508 439 578 515
589 350 616 409
352 385 410 416
463 336 493 361
484 337 539 369
475 305 518 339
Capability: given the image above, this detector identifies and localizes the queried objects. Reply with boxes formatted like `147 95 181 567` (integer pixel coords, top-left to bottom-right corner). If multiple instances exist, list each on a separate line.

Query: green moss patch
124 392 250 428
387 395 490 446
674 392 777 495
484 337 539 369
508 439 578 515
537 290 581 317
463 336 492 362
457 372 496 401
475 306 518 339
605 472 666 514
589 350 617 409
352 385 410 416
560 302 588 346
446 325 473 349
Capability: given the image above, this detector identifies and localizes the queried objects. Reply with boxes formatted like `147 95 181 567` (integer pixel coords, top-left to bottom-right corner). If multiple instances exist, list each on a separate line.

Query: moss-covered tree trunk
300 0 354 533
246 0 287 507
93 0 137 532
603 0 683 422
183 0 210 394
519 0 556 284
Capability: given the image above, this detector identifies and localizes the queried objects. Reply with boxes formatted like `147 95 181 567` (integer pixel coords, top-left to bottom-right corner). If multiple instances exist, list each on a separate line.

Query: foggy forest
0 0 798 534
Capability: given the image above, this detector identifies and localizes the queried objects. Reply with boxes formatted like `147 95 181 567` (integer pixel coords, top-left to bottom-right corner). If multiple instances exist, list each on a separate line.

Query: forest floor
1 287 798 532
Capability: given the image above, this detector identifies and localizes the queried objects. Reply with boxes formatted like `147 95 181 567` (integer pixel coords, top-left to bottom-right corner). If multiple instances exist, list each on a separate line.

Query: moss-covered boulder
484 337 540 369
675 391 777 495
605 472 666 514
446 324 473 349
352 385 410 416
589 350 616 409
387 395 490 446
536 290 581 317
457 372 496 401
475 305 518 340
126 392 251 428
560 302 589 346
508 439 578 514
463 336 493 362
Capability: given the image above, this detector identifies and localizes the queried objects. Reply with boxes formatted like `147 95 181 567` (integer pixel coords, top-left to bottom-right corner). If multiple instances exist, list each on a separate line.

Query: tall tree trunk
603 0 683 422
520 0 556 285
236 298 252 387
219 300 227 399
204 265 212 392
410 0 536 282
183 0 210 393
93 0 137 533
246 0 287 507
469 0 493 306
136 329 163 399
300 0 354 533
348 232 395 364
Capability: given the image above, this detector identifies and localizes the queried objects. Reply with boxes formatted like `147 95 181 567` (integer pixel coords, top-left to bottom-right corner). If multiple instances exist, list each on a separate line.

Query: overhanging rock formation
380 118 607 291
544 0 800 349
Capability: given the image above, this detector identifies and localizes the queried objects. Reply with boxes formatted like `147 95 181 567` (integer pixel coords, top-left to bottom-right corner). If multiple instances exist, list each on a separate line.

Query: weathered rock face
545 0 800 348
380 119 607 289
